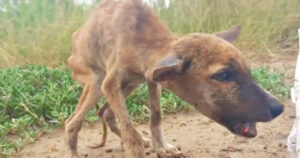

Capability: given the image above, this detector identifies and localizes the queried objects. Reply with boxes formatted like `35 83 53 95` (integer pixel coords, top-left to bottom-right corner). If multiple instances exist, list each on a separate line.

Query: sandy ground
11 101 295 158
11 52 298 158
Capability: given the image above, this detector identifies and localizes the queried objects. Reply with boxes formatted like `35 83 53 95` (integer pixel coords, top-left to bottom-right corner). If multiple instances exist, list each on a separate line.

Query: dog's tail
88 103 109 149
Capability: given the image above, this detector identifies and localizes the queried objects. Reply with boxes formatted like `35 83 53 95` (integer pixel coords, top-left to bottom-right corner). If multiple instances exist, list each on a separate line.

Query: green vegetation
0 65 81 156
0 65 290 157
0 0 89 68
1 0 300 67
158 0 300 56
251 67 291 98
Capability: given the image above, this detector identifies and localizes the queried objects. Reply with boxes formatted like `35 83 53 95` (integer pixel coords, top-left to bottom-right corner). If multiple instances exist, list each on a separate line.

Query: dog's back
68 0 174 83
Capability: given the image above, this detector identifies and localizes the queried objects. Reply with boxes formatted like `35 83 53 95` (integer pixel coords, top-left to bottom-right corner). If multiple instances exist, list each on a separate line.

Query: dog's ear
145 55 190 82
214 26 241 43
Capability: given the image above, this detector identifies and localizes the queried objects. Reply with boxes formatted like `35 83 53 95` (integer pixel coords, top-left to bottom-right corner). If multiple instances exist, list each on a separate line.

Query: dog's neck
142 36 179 73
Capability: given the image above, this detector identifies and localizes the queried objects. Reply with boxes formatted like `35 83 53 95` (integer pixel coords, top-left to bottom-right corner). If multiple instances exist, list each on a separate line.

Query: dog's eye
212 69 234 82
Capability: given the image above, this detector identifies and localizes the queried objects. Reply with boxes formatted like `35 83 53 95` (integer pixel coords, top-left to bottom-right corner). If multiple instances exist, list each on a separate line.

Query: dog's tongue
242 122 257 138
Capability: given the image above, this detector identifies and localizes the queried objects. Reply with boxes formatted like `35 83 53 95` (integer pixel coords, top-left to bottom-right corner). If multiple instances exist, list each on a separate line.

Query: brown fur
65 0 283 158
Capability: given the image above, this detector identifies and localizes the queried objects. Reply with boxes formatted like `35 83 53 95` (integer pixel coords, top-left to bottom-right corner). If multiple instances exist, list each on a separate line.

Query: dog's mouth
230 122 257 138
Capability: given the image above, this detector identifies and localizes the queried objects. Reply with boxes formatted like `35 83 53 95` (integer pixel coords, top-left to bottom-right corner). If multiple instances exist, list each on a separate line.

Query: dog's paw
120 137 151 150
142 137 151 148
156 144 183 158
157 152 186 158
66 153 79 158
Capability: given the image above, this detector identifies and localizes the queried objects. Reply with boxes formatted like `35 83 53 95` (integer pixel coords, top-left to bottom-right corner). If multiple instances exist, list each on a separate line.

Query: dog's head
146 26 283 138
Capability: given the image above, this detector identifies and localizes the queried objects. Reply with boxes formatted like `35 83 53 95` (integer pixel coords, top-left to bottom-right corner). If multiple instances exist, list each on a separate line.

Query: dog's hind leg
65 84 89 125
101 104 121 137
65 72 104 158
89 102 120 149
148 82 181 157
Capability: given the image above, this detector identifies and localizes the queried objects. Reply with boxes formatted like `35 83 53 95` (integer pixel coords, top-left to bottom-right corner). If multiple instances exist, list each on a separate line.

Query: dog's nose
269 102 284 118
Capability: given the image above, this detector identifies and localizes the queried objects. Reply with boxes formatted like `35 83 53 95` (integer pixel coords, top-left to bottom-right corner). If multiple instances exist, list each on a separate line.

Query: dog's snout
269 102 284 119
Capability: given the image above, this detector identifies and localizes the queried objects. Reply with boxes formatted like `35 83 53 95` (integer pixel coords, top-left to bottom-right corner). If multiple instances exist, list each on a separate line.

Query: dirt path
11 99 294 158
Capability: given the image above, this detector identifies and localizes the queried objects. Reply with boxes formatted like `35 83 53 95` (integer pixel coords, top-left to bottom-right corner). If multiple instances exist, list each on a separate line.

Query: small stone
105 148 113 153
177 146 182 151
146 151 151 155
142 130 149 136
180 123 187 127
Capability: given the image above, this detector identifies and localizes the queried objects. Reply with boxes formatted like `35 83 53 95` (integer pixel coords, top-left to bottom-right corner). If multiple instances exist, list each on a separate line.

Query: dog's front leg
102 70 146 158
148 82 181 157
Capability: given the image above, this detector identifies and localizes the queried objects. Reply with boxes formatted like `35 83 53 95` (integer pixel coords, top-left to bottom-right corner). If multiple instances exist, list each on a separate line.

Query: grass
251 67 291 98
0 0 89 68
0 65 81 156
0 65 290 157
0 0 300 67
157 0 300 56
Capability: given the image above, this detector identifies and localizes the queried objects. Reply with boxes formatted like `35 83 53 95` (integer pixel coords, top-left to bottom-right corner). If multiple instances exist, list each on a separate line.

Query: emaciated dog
65 0 284 157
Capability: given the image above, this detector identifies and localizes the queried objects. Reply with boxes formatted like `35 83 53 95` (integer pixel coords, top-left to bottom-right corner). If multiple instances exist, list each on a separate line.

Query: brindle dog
65 0 284 158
